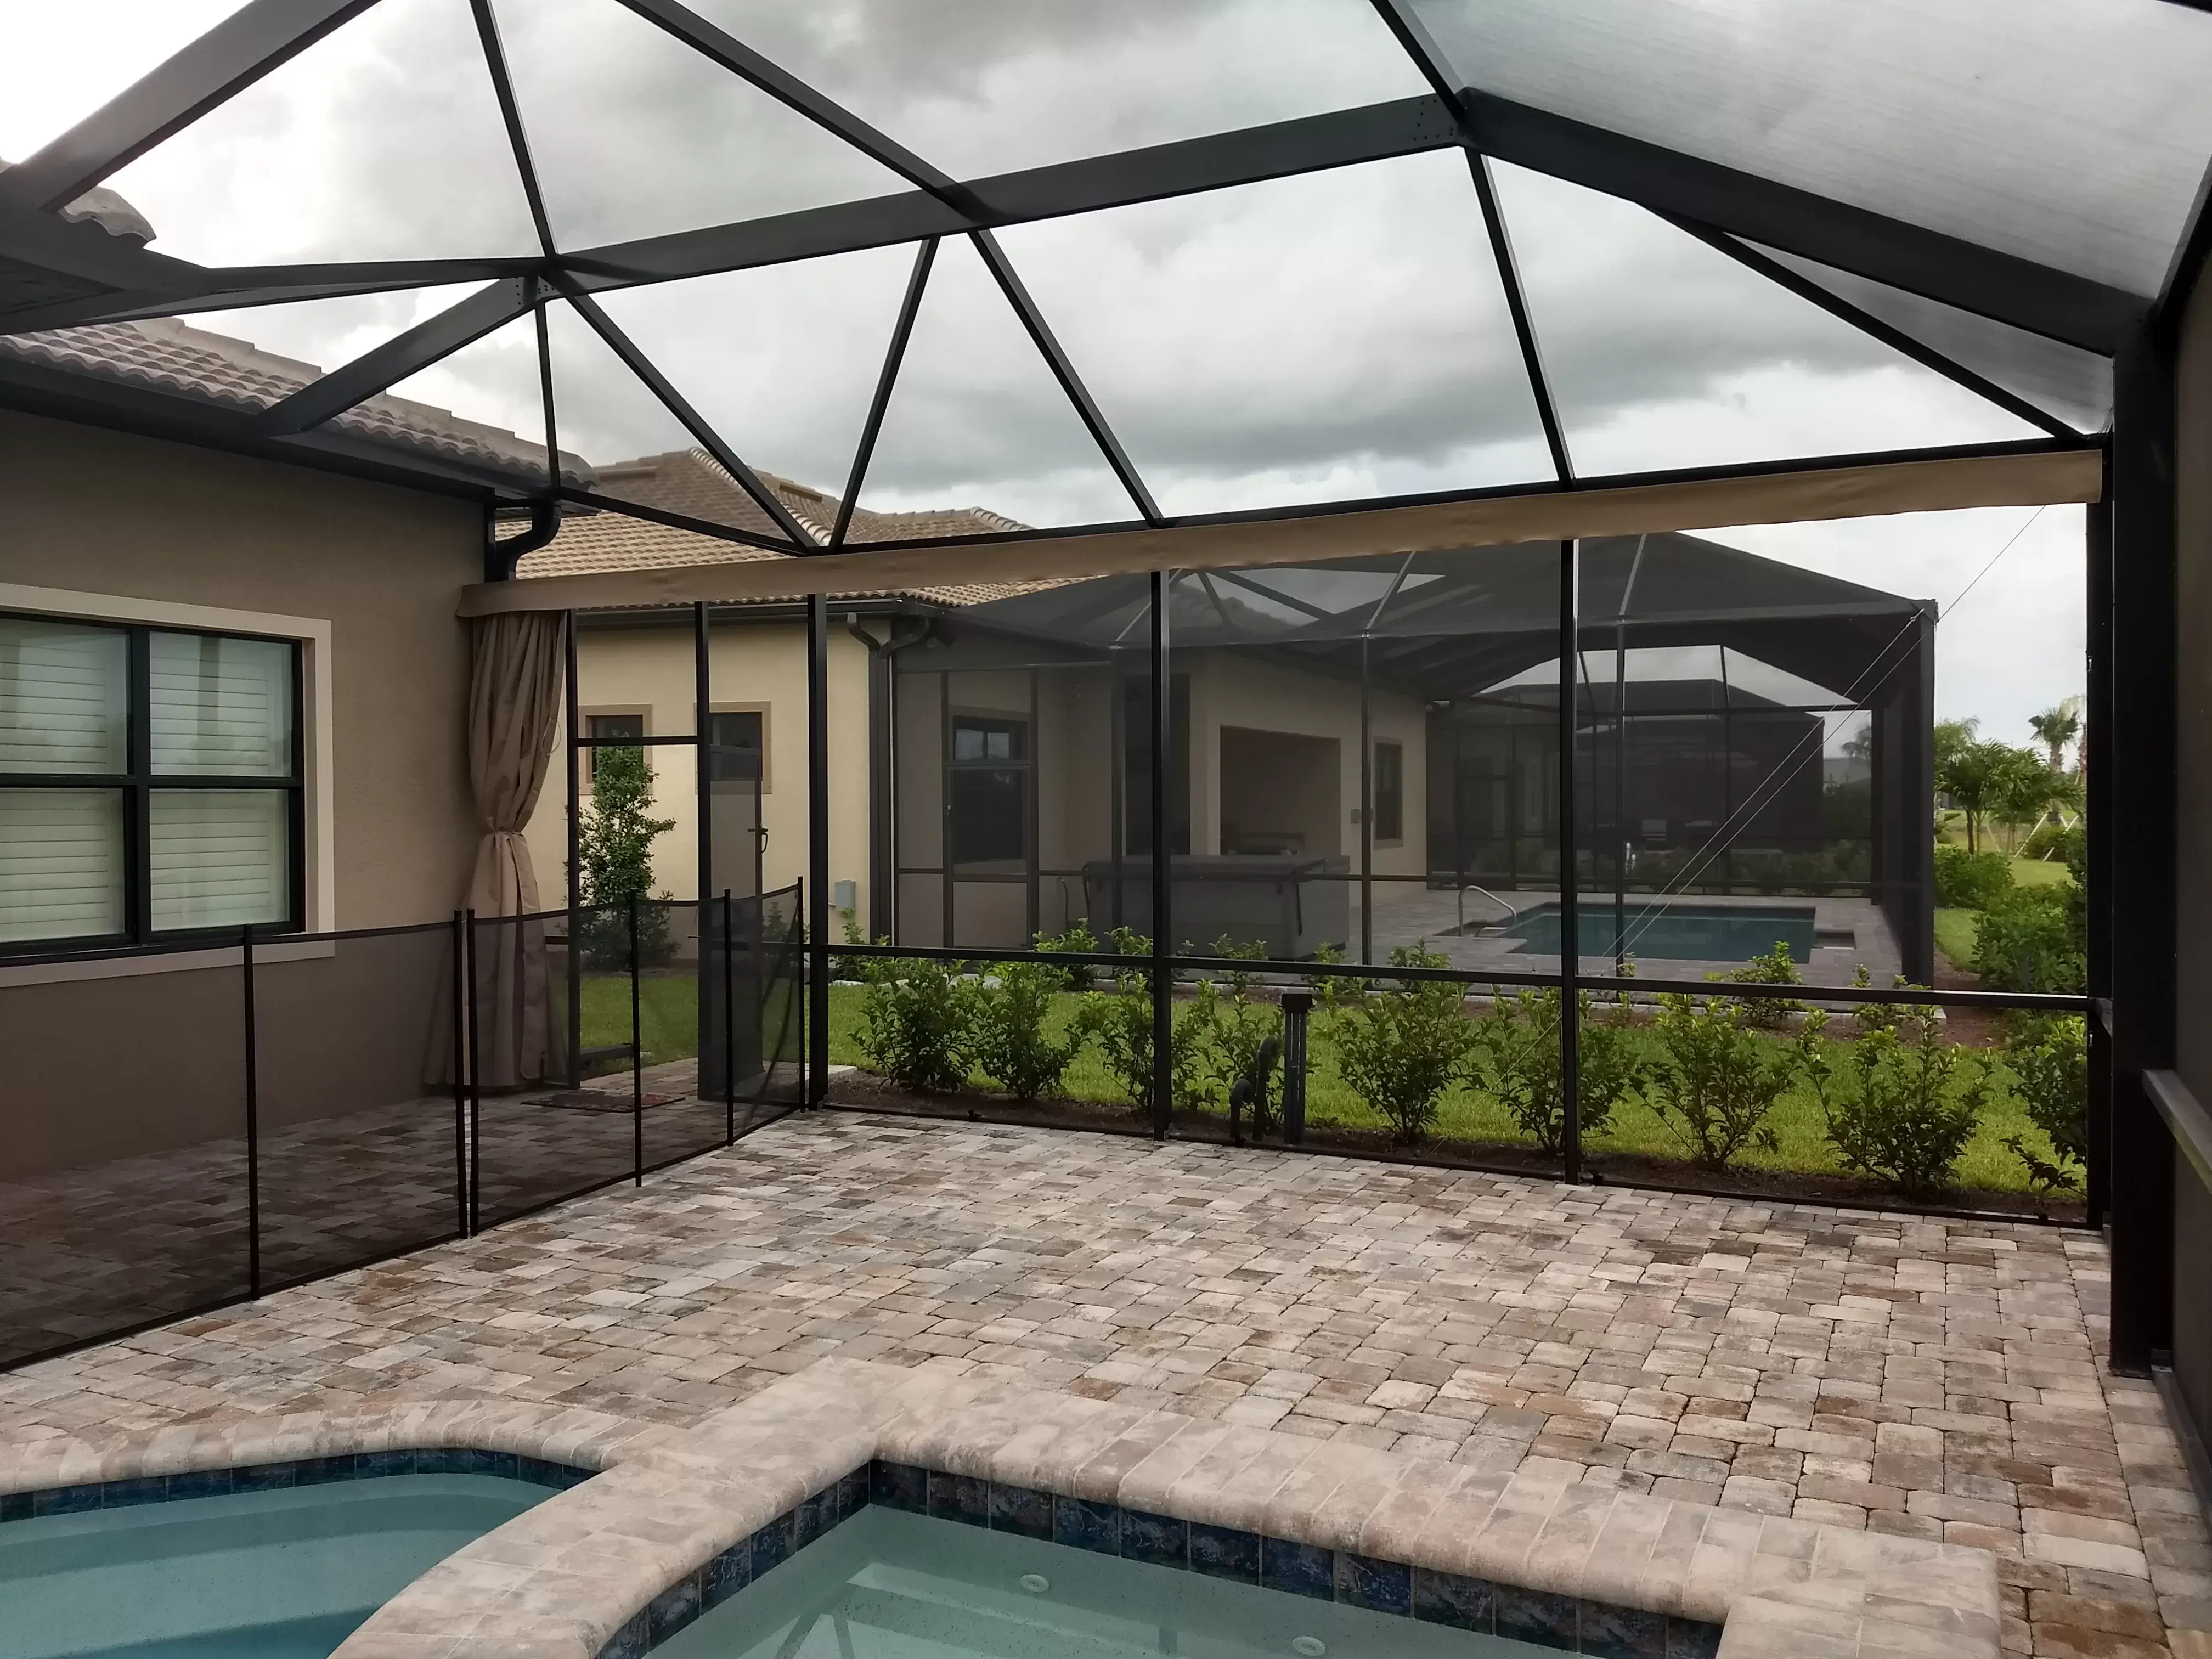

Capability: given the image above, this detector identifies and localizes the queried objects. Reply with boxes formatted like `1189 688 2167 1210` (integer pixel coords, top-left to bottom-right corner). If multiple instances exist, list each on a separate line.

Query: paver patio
0 1112 2199 1657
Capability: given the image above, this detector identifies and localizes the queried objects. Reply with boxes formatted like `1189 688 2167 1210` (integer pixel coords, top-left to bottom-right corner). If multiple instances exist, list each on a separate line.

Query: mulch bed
821 1073 2086 1226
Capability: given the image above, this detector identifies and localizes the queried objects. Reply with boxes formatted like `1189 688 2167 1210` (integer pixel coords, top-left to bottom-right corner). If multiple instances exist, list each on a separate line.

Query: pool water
1 1474 552 1659
656 1508 1548 1658
1508 902 1815 963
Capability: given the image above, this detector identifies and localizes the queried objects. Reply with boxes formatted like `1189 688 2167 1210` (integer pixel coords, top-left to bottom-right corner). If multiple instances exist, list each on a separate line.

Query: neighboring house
526 464 1934 973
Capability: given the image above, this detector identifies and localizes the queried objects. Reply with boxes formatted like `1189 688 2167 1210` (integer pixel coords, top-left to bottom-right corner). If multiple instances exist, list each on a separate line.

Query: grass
1934 908 1979 969
826 982 2072 1197
2011 856 2069 888
579 969 698 1066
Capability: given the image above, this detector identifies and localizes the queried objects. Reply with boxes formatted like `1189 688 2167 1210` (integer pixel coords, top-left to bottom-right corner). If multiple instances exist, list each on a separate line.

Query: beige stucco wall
524 616 873 925
1184 650 1429 877
0 408 482 929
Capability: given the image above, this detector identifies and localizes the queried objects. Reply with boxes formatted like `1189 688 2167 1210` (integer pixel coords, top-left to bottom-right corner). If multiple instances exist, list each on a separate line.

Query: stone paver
0 1113 2196 1656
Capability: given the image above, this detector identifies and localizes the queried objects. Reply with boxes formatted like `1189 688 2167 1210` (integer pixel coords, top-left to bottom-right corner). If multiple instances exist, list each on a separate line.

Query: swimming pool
1507 901 1816 963
2 1468 560 1659
654 1505 1569 1659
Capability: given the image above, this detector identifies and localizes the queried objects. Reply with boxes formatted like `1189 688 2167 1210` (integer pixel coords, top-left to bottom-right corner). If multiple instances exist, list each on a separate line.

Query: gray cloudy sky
2 0 2094 743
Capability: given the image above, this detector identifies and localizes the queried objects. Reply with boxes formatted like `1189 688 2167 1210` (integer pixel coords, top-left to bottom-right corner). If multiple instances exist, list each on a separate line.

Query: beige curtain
465 610 567 1088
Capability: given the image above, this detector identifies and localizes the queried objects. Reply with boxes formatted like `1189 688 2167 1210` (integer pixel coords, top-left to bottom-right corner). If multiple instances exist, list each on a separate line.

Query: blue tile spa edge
0 1446 595 1522
598 1460 1724 1659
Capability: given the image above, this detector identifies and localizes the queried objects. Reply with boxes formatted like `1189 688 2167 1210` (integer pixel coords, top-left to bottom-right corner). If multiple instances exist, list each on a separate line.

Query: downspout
848 615 931 943
484 499 561 583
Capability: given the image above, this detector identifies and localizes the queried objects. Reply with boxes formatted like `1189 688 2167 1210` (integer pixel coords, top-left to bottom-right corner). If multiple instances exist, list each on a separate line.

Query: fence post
630 891 644 1186
241 926 261 1299
451 910 467 1238
1280 992 1310 1147
465 907 481 1235
723 888 737 1144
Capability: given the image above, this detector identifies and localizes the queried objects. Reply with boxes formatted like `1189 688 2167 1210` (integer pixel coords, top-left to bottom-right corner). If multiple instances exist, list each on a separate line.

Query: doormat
524 1089 688 1111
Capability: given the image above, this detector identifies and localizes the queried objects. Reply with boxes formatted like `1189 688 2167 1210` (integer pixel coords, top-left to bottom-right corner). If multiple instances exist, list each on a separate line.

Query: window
584 712 644 783
1373 740 1403 842
949 715 1029 867
708 709 764 783
1 613 301 949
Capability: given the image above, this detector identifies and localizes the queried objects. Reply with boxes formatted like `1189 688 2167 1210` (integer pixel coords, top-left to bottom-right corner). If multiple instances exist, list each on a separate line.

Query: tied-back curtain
466 610 566 1087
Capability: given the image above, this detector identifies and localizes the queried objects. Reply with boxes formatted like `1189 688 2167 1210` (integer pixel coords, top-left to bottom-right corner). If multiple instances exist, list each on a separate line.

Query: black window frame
0 610 306 956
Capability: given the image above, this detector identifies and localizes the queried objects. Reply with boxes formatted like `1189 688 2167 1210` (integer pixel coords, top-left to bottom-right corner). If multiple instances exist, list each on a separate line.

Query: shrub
1191 937 1283 1136
1849 964 1920 1039
2019 821 2072 861
1331 945 1477 1144
1970 884 2085 994
859 955 974 1093
1468 985 1643 1155
1934 844 2013 909
2002 1014 2089 1195
1723 940 1803 1030
1036 921 1101 991
968 957 1079 1101
1071 927 1149 1112
1805 1008 1987 1198
1642 994 1822 1170
830 907 870 984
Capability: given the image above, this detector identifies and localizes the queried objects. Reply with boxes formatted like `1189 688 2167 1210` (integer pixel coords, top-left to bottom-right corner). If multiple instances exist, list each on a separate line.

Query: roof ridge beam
1462 89 2143 355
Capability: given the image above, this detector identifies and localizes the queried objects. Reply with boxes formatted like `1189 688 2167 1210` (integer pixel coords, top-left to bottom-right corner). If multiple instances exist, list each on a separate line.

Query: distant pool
1508 902 1815 963
2 1471 554 1659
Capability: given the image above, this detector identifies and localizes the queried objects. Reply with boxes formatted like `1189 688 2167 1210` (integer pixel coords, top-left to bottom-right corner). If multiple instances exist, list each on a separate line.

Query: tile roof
517 448 1063 607
0 314 563 482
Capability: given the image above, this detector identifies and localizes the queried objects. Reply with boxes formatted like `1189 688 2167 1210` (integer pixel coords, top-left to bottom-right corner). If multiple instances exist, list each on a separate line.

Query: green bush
1970 884 2085 994
1189 938 1283 1136
1723 940 1803 1030
1641 995 1819 1170
1468 985 1642 1155
1934 844 2013 909
1331 945 1478 1145
1805 1008 1988 1198
1036 921 1101 991
2002 1015 2089 1194
968 958 1079 1101
1071 928 1152 1114
858 955 974 1093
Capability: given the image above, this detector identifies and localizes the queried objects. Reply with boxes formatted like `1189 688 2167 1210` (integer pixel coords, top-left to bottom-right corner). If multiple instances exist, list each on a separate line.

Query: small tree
577 742 675 966
1936 738 2046 855
2027 699 2082 774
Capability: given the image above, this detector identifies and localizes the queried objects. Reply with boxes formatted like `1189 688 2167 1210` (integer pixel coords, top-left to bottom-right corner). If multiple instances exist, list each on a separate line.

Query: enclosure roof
3 0 2186 555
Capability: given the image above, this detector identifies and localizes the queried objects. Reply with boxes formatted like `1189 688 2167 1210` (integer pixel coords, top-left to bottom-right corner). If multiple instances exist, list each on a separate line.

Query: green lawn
1934 907 1979 969
826 984 2069 1196
2011 856 2069 887
579 969 698 1067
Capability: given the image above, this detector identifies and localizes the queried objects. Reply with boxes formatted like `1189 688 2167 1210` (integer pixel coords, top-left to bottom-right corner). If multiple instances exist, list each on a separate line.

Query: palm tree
2028 698 2083 772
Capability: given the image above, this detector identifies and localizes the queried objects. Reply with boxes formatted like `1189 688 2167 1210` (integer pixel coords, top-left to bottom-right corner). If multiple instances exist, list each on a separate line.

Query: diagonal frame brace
969 229 1162 527
557 285 817 549
833 237 939 550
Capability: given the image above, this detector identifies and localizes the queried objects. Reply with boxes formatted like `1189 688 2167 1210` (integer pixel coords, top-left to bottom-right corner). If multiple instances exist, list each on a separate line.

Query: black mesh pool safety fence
0 894 810 1374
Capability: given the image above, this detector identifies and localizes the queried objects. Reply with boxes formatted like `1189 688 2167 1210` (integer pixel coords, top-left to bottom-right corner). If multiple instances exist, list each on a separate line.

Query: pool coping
0 1361 1999 1659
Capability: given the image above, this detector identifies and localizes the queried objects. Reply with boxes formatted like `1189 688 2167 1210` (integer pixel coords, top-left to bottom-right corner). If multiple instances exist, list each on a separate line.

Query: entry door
701 713 764 1099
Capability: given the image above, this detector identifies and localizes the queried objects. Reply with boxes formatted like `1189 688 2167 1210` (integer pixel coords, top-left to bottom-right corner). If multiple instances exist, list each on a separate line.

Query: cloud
16 0 2085 730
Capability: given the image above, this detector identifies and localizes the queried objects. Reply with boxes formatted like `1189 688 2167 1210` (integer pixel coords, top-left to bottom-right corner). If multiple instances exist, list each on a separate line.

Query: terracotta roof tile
519 448 1062 606
0 315 563 480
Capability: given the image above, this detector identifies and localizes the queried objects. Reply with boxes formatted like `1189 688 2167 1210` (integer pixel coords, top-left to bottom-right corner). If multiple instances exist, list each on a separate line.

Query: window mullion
127 627 150 946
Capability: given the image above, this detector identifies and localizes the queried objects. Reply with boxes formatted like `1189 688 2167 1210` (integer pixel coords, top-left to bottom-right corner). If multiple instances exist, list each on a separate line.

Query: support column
1151 570 1172 1140
808 594 831 1107
1559 541 1582 1185
2109 337 2177 1376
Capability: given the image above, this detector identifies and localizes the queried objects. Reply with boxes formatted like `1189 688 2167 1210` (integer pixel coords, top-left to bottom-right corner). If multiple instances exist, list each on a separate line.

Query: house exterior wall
0 408 482 930
0 409 483 1181
1184 650 1429 878
526 614 873 924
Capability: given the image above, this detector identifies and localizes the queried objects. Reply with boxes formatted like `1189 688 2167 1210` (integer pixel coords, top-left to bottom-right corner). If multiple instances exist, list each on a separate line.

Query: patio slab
0 1112 2195 1657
